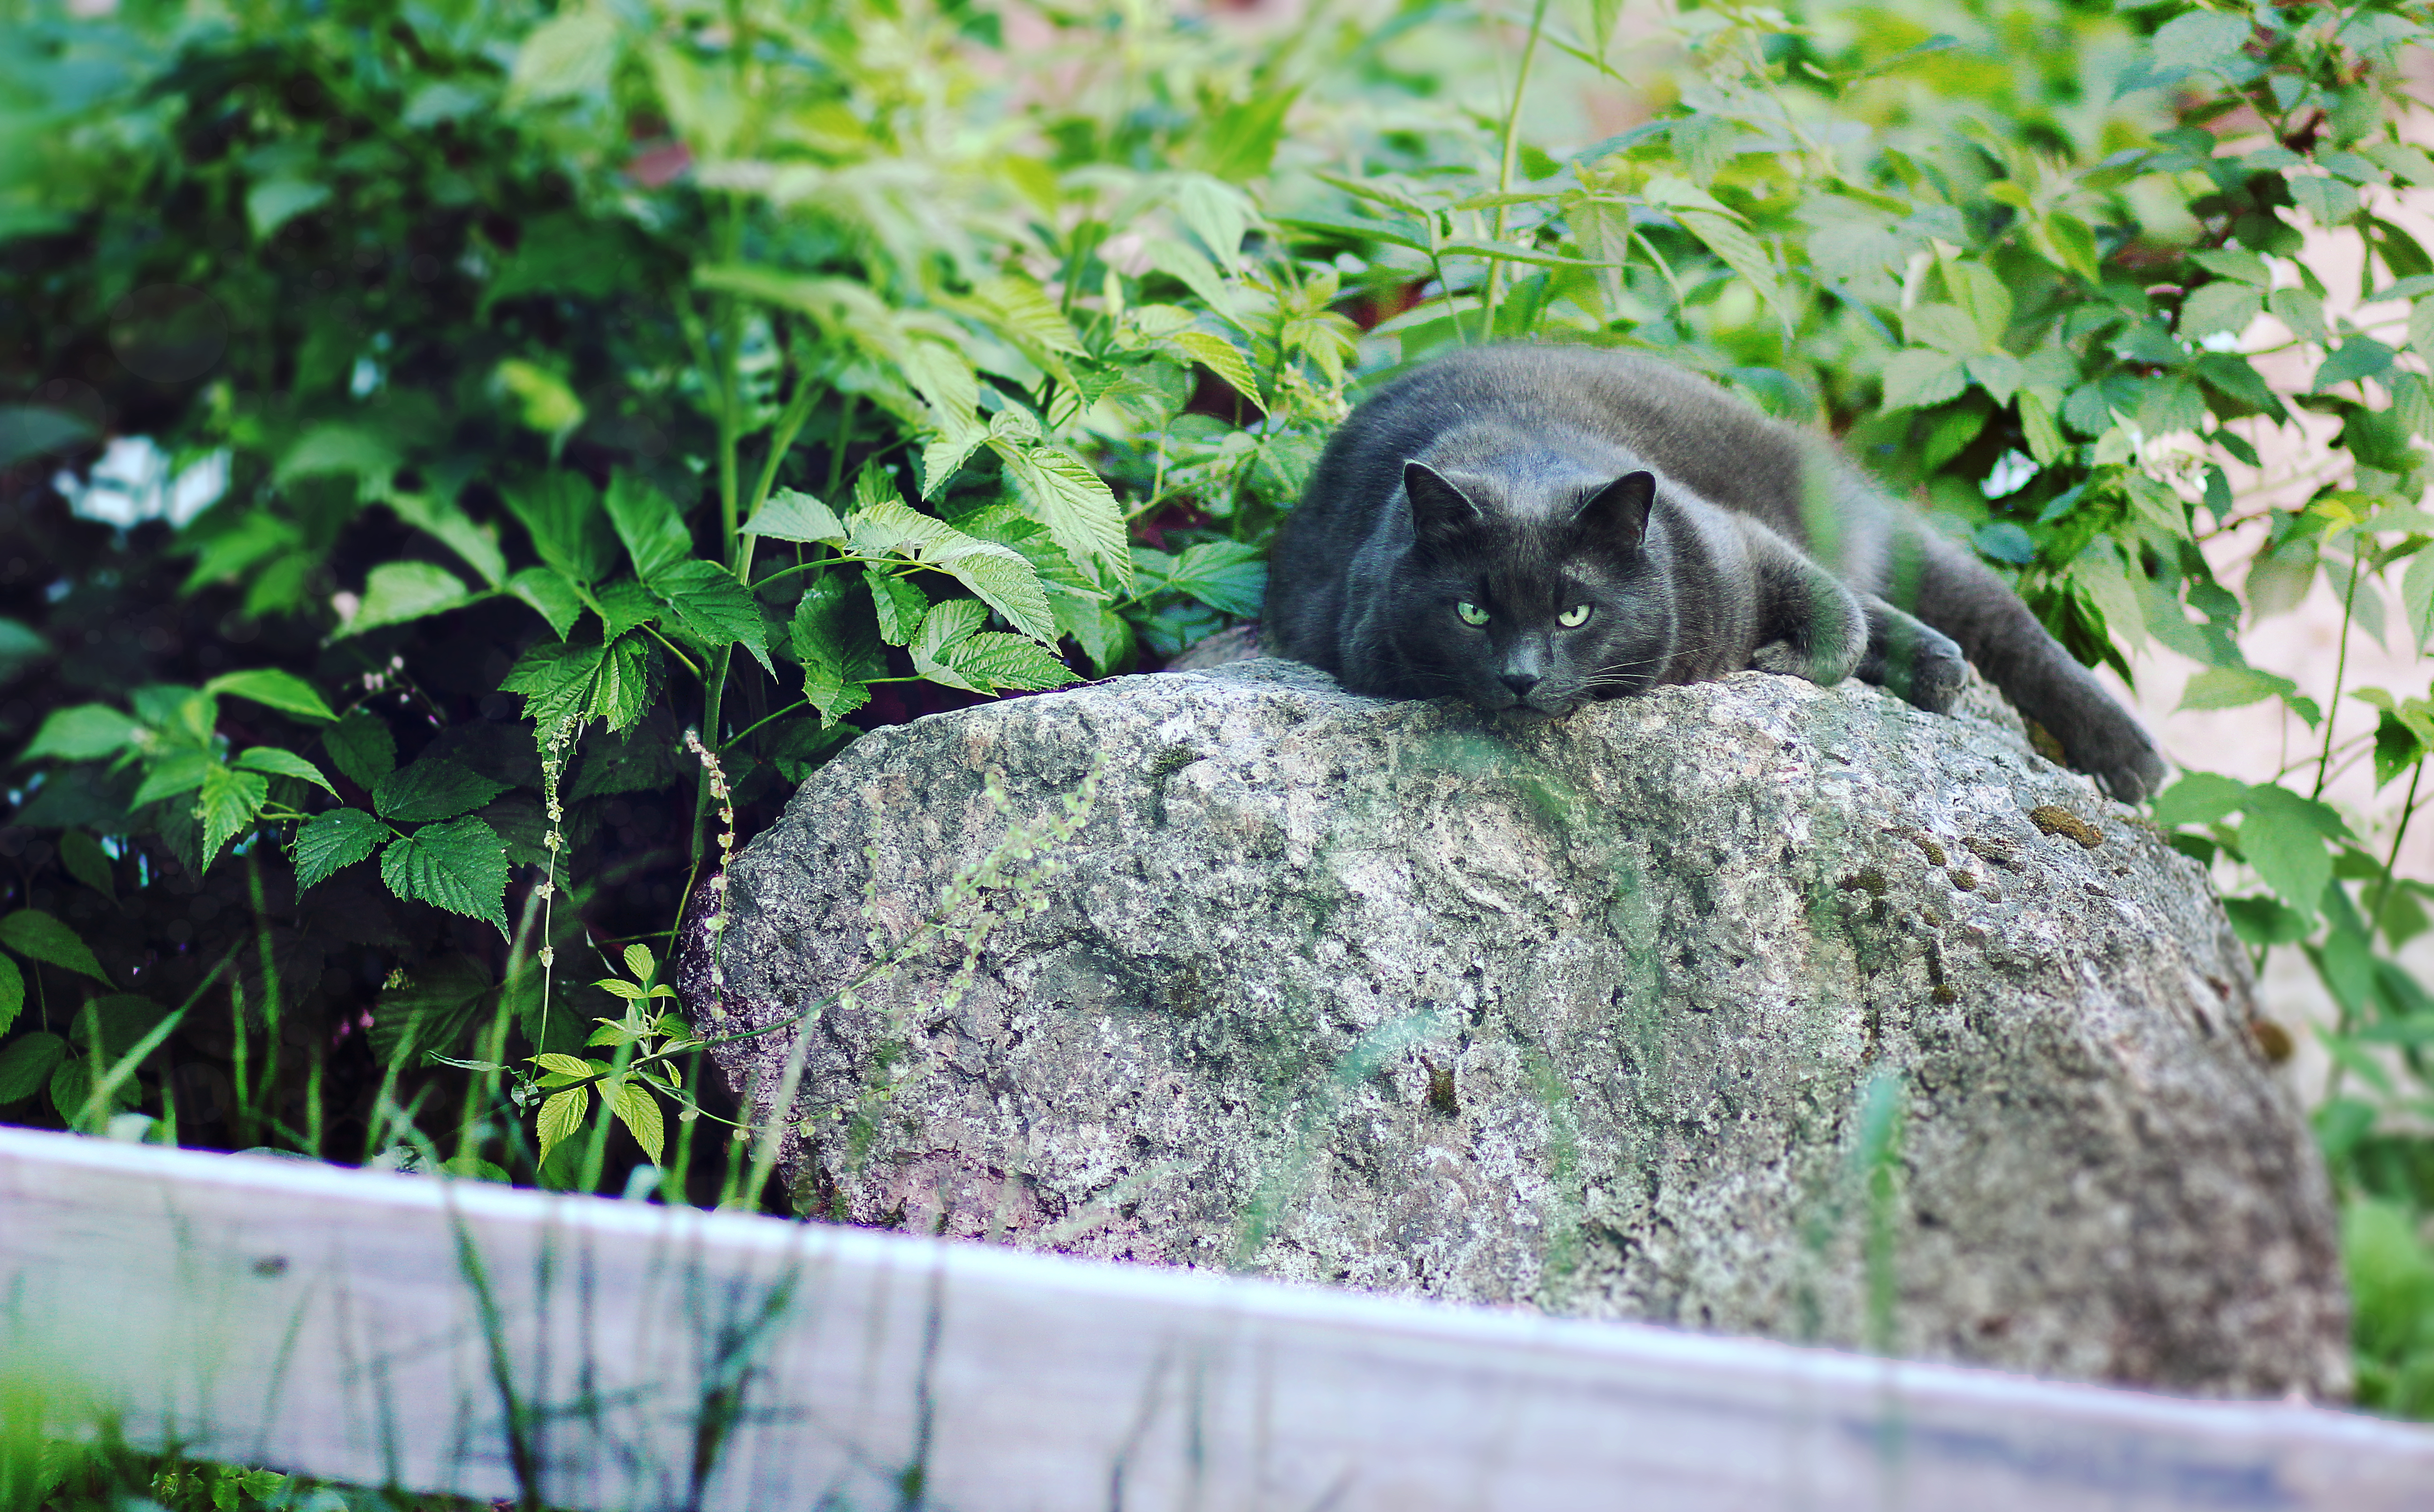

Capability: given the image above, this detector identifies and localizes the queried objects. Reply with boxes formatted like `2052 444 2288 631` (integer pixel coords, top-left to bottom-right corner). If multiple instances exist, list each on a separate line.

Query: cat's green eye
1456 601 1490 627
1558 604 1593 628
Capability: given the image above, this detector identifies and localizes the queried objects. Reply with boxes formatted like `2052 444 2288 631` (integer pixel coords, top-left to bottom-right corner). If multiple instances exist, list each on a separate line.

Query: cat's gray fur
1264 344 2165 801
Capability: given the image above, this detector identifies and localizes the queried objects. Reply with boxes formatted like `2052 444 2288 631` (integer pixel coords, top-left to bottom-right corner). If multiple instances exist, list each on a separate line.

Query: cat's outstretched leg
1744 530 1869 688
1854 596 1968 714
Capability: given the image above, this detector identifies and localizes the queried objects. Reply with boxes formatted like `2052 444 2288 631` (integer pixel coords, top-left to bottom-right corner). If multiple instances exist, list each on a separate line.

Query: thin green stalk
2313 553 2362 800
1479 0 1551 345
2367 758 2425 945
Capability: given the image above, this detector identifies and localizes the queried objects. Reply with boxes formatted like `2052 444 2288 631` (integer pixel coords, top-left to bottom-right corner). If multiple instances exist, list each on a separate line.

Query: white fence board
0 1125 2428 1511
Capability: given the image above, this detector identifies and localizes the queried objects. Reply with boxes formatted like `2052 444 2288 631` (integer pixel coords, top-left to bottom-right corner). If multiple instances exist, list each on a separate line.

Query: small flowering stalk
685 727 737 1021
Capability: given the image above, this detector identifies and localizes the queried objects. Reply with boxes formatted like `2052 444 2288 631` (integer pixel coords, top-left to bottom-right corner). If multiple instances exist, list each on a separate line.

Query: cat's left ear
1573 471 1656 552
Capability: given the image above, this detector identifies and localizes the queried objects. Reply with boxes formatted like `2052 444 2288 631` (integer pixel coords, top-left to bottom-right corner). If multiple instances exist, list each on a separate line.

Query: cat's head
1390 460 1673 715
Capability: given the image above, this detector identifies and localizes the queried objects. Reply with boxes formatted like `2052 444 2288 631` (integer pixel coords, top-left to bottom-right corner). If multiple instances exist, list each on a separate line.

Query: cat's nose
1499 671 1540 698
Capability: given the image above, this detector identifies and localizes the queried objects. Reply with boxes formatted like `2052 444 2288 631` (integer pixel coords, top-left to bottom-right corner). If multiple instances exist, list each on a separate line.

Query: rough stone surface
679 660 2349 1397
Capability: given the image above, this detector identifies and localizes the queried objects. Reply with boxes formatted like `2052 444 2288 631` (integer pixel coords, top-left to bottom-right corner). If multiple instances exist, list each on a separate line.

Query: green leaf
2152 772 2250 831
501 641 608 739
994 444 1132 591
1880 350 1969 411
1165 330 1262 406
374 758 512 824
594 578 660 642
323 710 396 790
379 814 510 934
274 423 399 490
509 7 621 102
0 909 109 982
0 406 93 468
234 747 338 797
2239 787 2348 920
865 568 928 646
848 498 1059 644
2190 248 2271 285
246 178 331 240
340 562 475 637
605 469 693 581
132 748 213 809
0 955 21 1036
197 764 270 870
2314 338 2394 391
504 472 620 587
2152 10 2250 69
2269 287 2328 344
612 1079 666 1165
204 668 335 723
587 633 657 734
649 559 773 673
0 1032 65 1104
293 807 389 891
1157 541 1267 617
791 578 881 725
2041 212 2099 283
742 489 847 545
2290 176 2360 228
21 704 143 763
536 1085 590 1166
507 566 585 640
386 492 508 590
2179 283 2262 339
937 632 1078 693
58 831 113 904
2179 664 2298 712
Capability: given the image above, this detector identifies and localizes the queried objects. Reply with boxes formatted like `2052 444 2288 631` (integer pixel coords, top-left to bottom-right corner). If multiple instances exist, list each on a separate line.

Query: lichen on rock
679 658 2348 1397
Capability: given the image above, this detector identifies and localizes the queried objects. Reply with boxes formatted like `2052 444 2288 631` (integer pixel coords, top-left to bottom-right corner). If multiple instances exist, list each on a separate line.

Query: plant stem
1479 0 1551 345
2367 758 2425 945
2313 550 2361 801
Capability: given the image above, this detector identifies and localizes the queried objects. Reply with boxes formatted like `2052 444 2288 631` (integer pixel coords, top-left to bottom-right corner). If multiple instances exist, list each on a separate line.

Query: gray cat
1263 344 2165 802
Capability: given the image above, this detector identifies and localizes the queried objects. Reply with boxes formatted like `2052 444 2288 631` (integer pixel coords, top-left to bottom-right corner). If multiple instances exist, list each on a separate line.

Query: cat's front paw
2067 725 2168 804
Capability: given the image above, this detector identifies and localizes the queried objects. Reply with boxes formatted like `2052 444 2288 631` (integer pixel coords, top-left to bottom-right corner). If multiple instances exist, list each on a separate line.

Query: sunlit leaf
235 747 338 797
197 763 270 870
0 909 109 983
205 668 335 723
379 814 511 934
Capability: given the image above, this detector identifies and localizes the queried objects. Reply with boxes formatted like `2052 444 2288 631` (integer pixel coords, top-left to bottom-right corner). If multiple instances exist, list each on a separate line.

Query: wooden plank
0 1125 2427 1512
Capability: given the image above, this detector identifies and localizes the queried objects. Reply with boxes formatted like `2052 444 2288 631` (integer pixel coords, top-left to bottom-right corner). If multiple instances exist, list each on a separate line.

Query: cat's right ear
1404 462 1484 548
1573 470 1656 553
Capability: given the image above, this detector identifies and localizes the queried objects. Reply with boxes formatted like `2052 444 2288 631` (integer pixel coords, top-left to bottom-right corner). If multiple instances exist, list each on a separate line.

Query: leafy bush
6 0 2434 1409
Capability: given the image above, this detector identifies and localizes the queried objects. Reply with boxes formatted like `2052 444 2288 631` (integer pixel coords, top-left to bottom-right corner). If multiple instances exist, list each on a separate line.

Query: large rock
678 659 2348 1397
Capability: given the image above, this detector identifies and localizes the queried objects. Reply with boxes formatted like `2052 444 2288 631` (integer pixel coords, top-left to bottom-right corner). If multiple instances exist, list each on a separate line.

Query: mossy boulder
680 659 2347 1397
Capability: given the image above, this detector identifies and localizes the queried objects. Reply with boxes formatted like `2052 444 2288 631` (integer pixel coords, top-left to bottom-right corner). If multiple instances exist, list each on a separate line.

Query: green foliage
2 0 2434 1409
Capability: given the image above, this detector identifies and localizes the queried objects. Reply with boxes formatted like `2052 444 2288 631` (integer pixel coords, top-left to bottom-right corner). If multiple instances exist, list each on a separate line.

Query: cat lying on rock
1263 344 2165 803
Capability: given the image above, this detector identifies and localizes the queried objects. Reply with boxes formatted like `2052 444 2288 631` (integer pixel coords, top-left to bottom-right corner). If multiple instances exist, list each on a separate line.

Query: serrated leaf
605 470 693 581
2269 287 2327 344
1156 540 1267 616
2179 664 2299 712
2042 212 2099 283
2405 548 2434 651
340 562 474 637
613 1079 666 1164
865 568 927 646
791 579 878 725
132 749 213 809
507 566 585 639
535 1051 596 1079
21 705 143 763
901 337 981 429
204 668 336 723
596 978 647 1001
366 953 497 1067
323 710 396 790
587 633 656 734
502 641 608 740
234 747 338 797
197 764 269 871
649 559 772 673
387 491 508 590
849 498 1059 643
0 1032 65 1104
58 831 112 904
0 909 108 982
2152 771 2251 831
536 1085 590 1166
0 955 21 1036
2179 283 2262 339
504 472 620 586
274 422 396 490
1166 330 1262 405
379 814 510 934
624 942 655 981
971 275 1085 358
742 489 847 545
2314 338 2394 391
1673 207 1789 329
994 444 1132 591
374 759 511 824
293 807 389 891
1880 350 1969 411
2290 176 2360 227
2239 788 2347 920
938 632 1078 693
912 599 989 661
1903 303 1983 355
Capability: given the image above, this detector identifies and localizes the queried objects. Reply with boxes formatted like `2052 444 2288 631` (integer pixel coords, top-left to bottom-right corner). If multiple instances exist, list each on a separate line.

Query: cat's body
1264 345 2165 801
